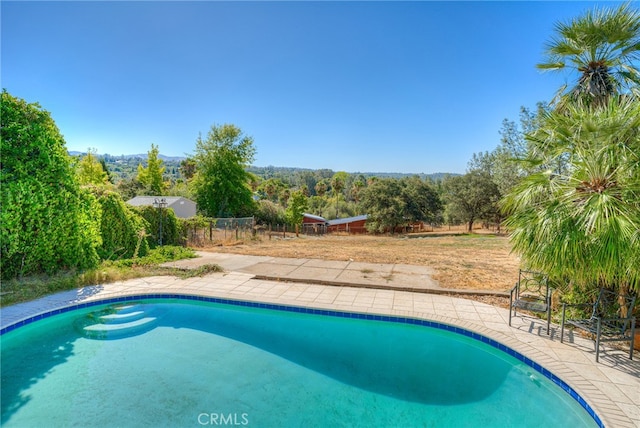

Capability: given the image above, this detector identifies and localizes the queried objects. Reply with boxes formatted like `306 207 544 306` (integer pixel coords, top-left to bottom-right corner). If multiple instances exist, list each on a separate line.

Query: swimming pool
1 295 601 427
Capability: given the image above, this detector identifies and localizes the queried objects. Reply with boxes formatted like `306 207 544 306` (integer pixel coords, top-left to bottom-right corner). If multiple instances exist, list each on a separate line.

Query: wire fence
184 217 303 246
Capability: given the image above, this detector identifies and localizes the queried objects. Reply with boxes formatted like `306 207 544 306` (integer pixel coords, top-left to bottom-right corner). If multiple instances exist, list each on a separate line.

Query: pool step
83 317 157 339
75 303 159 340
99 310 146 324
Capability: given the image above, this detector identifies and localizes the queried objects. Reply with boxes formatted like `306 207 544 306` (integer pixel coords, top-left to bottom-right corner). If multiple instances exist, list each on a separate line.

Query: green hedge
135 205 183 248
1 90 101 279
96 191 150 260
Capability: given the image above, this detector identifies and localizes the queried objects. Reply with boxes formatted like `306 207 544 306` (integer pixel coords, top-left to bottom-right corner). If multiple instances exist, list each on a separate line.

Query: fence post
236 225 239 240
209 221 213 241
269 224 272 240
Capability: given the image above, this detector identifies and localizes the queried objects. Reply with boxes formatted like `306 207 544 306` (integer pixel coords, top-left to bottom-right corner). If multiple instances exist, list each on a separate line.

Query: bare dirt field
198 230 521 293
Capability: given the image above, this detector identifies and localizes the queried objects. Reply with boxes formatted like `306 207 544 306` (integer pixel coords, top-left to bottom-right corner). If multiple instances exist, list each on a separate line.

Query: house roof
327 214 368 226
127 196 194 207
303 213 327 223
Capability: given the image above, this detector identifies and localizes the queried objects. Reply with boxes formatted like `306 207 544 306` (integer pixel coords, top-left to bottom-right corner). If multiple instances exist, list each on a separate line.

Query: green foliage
443 171 501 232
191 124 257 217
137 143 166 195
179 157 196 180
258 178 289 202
1 90 101 279
1 246 198 307
76 148 109 186
360 177 443 233
330 171 349 217
401 176 443 224
109 245 196 267
503 97 640 292
285 190 309 226
360 179 405 233
135 205 183 248
504 3 640 294
95 190 150 260
537 2 640 106
255 200 286 226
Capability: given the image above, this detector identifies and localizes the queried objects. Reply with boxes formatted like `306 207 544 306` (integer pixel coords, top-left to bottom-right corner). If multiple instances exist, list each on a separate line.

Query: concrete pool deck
1 252 638 427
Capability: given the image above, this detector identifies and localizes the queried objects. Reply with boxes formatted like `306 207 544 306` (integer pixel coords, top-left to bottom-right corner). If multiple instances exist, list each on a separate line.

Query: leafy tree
493 104 550 195
137 143 166 195
1 90 101 279
503 97 640 292
76 148 109 186
191 124 256 217
258 178 288 202
314 178 330 197
296 170 319 196
505 3 640 294
537 3 640 106
116 177 145 201
179 157 197 180
330 171 348 217
349 176 366 203
255 200 286 226
359 177 443 233
400 176 443 225
443 171 500 232
285 190 309 233
360 179 405 233
99 157 114 184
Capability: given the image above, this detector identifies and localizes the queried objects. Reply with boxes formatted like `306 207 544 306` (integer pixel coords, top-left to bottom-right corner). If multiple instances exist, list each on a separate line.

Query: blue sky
1 1 619 174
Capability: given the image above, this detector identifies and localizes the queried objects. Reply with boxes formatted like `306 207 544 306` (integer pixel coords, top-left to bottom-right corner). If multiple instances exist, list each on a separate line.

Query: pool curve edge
0 292 605 428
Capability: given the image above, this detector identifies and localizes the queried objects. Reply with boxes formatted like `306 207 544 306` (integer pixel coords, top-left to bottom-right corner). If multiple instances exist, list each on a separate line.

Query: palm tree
502 96 640 293
537 3 640 106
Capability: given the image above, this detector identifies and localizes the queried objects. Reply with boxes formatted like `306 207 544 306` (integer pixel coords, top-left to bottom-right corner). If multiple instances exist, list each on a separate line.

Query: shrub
95 191 150 260
1 90 101 279
135 205 182 248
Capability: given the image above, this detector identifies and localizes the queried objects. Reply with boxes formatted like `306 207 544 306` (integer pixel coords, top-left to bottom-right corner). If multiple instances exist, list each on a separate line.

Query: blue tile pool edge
0 292 605 428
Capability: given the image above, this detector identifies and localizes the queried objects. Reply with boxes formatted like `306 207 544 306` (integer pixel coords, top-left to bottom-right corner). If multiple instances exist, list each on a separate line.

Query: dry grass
199 230 521 293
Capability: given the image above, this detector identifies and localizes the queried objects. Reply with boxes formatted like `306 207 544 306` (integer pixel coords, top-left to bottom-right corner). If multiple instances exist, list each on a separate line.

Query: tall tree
1 90 101 279
285 190 309 235
503 97 640 292
314 178 330 197
401 177 443 225
330 171 348 218
505 3 640 294
360 179 405 234
191 124 256 217
179 157 197 180
137 143 166 195
443 171 500 232
493 104 550 195
537 3 640 106
76 148 109 186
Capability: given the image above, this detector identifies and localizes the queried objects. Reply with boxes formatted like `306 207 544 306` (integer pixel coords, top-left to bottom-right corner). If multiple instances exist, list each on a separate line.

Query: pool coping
1 273 638 427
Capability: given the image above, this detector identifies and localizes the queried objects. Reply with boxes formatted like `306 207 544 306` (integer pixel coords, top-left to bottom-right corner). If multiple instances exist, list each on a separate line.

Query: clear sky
1 1 619 174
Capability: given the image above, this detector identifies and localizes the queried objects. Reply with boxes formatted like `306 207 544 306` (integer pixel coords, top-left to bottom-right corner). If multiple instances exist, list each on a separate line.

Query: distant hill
248 165 457 181
69 151 458 183
68 151 184 162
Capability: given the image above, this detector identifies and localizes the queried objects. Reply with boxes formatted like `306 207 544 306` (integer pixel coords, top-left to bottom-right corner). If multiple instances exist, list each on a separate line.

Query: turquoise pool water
1 298 599 427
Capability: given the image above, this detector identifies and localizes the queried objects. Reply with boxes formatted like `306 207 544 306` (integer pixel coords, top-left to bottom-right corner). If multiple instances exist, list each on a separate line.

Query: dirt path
197 232 521 293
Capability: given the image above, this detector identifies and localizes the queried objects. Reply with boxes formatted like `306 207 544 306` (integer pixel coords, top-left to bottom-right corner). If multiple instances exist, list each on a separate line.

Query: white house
127 196 197 219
